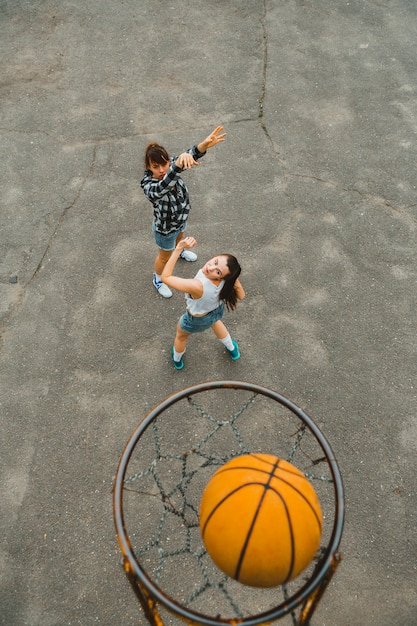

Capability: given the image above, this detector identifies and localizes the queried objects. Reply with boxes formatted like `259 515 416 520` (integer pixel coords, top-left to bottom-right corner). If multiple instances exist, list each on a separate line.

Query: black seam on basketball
201 483 256 537
267 484 324 582
250 453 282 469
272 491 296 584
269 477 322 531
213 464 281 480
234 459 280 582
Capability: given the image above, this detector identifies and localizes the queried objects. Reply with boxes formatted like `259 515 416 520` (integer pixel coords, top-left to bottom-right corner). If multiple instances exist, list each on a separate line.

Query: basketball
199 453 323 588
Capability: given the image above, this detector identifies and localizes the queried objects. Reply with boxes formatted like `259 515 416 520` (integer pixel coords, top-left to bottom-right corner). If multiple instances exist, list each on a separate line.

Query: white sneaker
153 275 172 298
180 249 197 262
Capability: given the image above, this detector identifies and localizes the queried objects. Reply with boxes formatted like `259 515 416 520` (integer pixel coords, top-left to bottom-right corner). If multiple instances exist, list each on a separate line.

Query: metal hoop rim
113 380 345 625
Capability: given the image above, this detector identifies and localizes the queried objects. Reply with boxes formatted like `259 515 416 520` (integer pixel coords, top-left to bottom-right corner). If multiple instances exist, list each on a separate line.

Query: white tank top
185 269 224 315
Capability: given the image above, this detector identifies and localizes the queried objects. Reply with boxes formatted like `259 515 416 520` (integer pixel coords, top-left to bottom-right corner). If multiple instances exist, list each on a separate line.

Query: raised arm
161 237 204 297
197 125 227 153
173 126 227 171
234 278 246 301
141 162 181 200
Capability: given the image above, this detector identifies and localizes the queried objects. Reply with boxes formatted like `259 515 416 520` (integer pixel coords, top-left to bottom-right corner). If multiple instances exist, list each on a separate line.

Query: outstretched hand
176 152 199 170
176 236 197 250
199 125 227 152
176 126 226 169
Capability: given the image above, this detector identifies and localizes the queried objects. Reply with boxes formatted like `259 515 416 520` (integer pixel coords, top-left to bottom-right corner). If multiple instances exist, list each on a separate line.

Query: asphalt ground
1 1 416 625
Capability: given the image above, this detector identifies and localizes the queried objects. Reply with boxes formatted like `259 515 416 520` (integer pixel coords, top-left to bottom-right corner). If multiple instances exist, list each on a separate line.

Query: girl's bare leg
155 232 186 274
212 320 238 356
174 322 190 353
155 249 173 276
211 320 228 340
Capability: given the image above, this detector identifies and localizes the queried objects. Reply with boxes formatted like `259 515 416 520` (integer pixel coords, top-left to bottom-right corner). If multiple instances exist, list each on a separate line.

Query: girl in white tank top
161 237 245 369
185 269 224 316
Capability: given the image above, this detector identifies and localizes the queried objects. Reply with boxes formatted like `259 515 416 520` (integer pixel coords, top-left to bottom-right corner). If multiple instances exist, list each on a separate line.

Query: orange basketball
199 453 322 587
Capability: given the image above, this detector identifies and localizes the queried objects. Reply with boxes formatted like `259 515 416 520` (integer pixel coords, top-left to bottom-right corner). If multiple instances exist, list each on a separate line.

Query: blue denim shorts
152 222 186 251
179 303 225 334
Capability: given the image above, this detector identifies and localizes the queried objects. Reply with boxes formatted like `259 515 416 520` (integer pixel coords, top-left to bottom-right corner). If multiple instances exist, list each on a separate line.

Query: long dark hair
219 255 241 312
144 142 169 169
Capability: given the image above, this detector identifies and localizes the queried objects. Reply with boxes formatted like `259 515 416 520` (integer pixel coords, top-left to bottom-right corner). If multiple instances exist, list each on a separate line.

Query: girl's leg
155 248 172 276
211 320 229 340
154 249 173 298
212 321 240 360
174 323 190 354
171 323 190 369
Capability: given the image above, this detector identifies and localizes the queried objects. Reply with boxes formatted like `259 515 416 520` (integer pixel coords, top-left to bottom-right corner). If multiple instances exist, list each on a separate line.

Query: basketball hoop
113 381 344 625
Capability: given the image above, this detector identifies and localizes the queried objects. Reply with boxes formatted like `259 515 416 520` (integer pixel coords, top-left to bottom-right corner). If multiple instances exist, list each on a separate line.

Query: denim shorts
179 302 225 334
152 222 186 251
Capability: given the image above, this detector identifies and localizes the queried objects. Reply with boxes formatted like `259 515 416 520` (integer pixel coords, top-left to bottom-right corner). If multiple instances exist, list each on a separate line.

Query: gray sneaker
153 275 172 298
180 249 198 262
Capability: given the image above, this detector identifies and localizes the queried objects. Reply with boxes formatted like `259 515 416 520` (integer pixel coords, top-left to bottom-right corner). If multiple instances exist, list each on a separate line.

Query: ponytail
220 255 241 312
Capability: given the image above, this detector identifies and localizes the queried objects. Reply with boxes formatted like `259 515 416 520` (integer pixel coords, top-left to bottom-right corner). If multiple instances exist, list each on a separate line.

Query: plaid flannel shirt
140 144 206 236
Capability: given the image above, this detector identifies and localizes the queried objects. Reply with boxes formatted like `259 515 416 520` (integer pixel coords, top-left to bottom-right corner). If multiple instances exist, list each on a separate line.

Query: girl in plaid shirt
141 126 226 298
